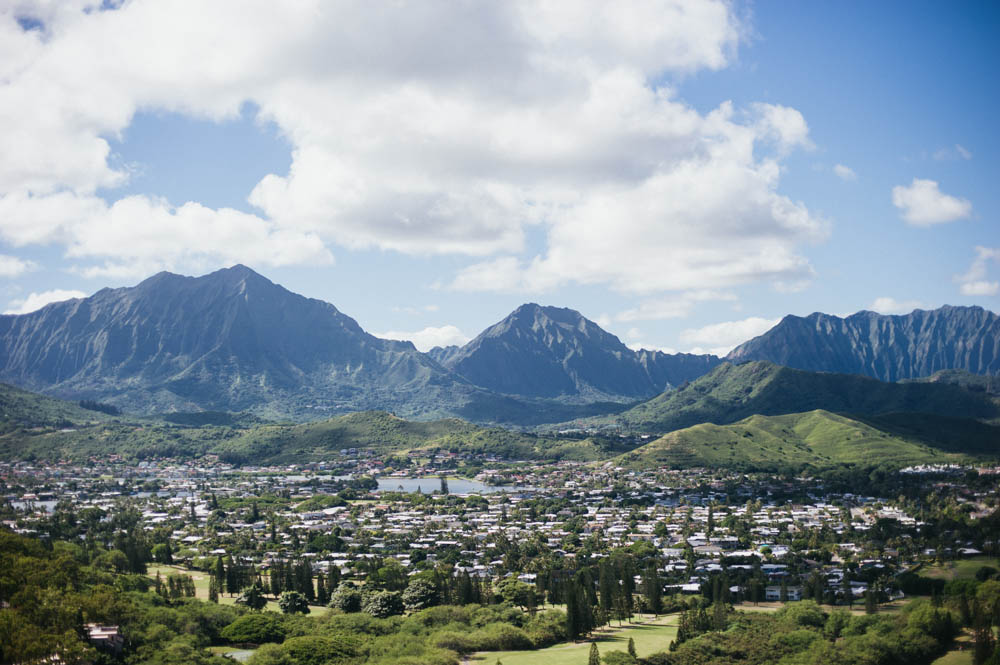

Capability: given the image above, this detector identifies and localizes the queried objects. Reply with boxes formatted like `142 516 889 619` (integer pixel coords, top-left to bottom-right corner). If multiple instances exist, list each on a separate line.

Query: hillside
430 303 720 400
603 361 1000 433
0 385 618 463
727 306 1000 381
0 383 116 433
616 409 997 471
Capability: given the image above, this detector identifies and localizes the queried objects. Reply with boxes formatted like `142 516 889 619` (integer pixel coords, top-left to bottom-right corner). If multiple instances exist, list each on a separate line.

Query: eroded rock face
728 306 1000 381
431 303 720 400
0 265 475 417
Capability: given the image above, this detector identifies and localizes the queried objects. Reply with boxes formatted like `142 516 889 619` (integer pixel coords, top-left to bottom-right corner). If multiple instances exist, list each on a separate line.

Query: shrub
363 590 405 619
603 651 637 665
221 612 286 645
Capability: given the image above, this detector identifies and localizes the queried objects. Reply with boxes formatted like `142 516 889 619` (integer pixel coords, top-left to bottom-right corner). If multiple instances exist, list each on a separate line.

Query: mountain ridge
727 306 1000 381
597 359 1000 434
430 302 721 400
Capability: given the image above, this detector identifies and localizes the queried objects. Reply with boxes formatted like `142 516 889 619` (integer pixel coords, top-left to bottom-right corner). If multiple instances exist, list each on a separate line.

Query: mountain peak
431 303 721 399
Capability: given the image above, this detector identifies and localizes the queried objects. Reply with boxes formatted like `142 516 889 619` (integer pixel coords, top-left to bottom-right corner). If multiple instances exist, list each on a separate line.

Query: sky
0 1 997 356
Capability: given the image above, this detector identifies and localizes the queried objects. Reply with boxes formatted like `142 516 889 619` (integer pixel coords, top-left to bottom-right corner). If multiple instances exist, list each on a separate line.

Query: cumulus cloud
5 288 87 315
868 297 927 314
0 1 827 294
955 246 1000 297
678 316 780 356
892 178 972 226
833 164 856 181
0 254 36 277
375 325 471 352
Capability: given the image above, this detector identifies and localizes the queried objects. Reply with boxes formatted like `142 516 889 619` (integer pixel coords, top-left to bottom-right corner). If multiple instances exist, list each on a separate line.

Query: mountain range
727 306 1000 381
0 265 997 426
0 266 708 422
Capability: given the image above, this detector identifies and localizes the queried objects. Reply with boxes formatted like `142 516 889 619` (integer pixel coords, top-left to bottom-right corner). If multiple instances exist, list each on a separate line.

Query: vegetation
616 409 993 471
600 361 1000 434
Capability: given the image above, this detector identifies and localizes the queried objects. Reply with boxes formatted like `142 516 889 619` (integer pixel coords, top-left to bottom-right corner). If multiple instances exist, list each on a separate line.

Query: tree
208 577 219 603
496 578 536 610
864 585 877 615
330 584 362 613
599 560 616 625
402 579 440 611
440 475 449 495
628 637 637 659
973 598 996 665
279 590 311 615
589 642 600 665
362 590 404 618
643 562 662 616
237 583 268 611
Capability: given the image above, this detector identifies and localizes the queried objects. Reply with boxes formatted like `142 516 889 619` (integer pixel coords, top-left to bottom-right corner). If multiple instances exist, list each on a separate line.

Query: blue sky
0 1 996 355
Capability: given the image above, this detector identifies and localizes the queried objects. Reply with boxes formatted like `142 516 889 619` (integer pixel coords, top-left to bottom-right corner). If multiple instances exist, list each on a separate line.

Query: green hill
615 409 997 471
605 361 1000 434
0 382 116 433
0 385 616 463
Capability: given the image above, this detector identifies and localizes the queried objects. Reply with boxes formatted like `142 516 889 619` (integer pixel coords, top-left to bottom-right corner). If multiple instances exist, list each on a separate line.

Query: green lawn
931 634 973 665
922 557 1000 582
147 564 328 614
472 615 678 665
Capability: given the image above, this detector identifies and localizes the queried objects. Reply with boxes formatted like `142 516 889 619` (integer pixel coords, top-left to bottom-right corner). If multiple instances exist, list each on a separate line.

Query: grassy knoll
615 409 979 471
472 615 677 665
921 557 1000 581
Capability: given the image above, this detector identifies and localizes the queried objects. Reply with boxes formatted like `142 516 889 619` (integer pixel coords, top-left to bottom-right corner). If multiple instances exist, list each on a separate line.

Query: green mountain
0 382 116 433
616 409 999 471
0 386 616 463
605 360 1000 434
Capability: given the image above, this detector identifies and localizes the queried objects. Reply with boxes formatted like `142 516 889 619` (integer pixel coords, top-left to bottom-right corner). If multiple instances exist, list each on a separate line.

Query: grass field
921 557 1000 582
471 614 678 665
931 634 973 665
147 564 328 614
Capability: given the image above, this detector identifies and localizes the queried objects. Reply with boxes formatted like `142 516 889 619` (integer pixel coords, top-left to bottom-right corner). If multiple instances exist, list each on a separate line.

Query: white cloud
0 191 332 280
0 254 35 277
868 297 927 314
615 290 737 322
956 246 1000 297
375 325 471 352
5 288 86 315
891 178 972 226
752 103 813 153
833 164 856 181
678 316 780 356
933 144 972 161
0 1 831 296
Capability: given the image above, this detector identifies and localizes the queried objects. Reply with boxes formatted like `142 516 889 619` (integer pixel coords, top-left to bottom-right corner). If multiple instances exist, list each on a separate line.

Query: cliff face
0 265 470 415
431 303 721 400
727 306 1000 381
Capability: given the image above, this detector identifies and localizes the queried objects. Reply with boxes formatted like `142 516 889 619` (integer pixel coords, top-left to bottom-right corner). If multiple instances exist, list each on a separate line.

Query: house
87 623 124 653
764 586 802 602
